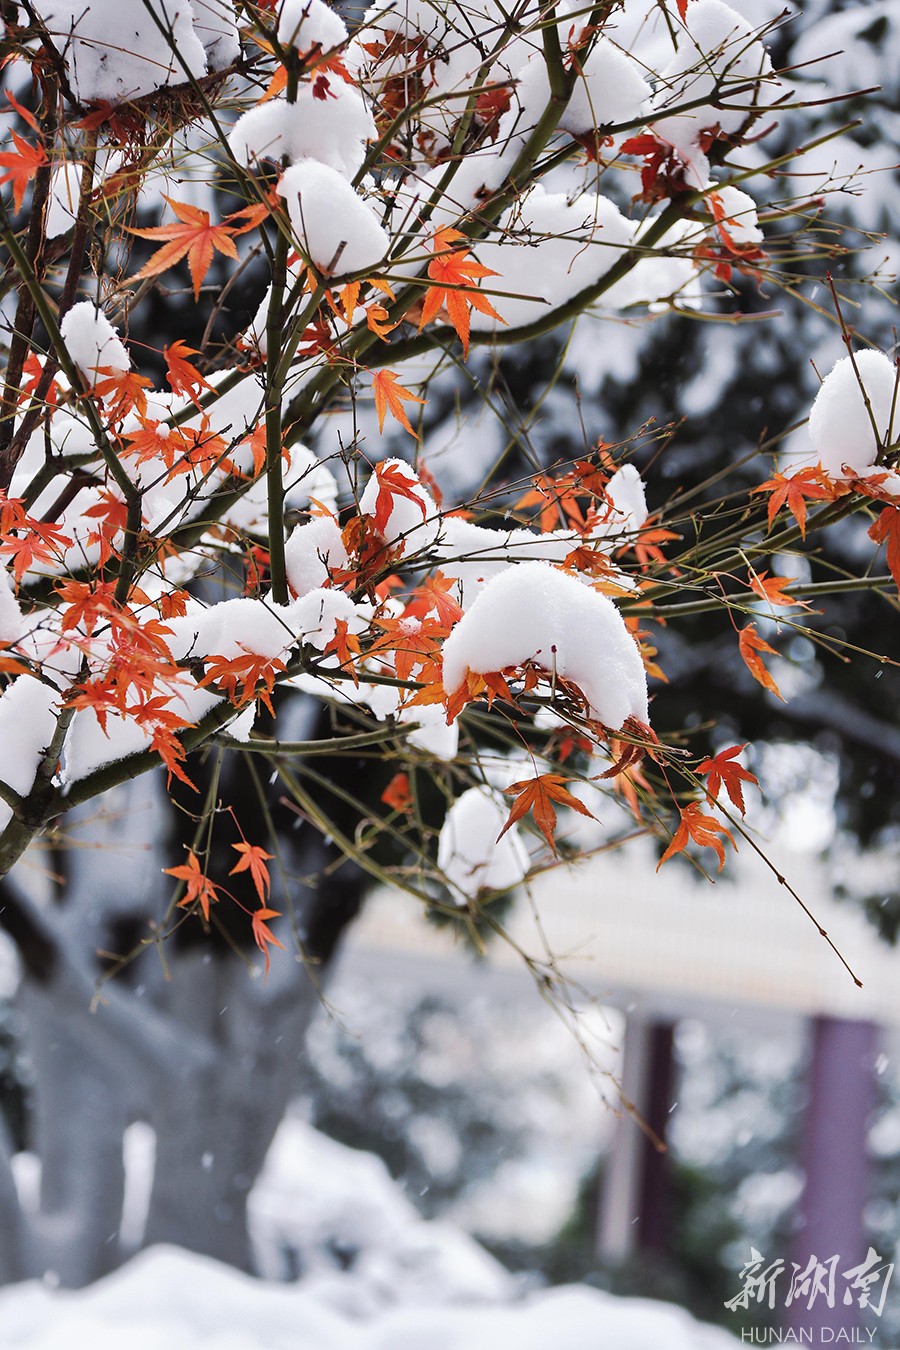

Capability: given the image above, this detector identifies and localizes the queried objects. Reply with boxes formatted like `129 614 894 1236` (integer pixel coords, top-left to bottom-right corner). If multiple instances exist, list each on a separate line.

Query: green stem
264 61 300 606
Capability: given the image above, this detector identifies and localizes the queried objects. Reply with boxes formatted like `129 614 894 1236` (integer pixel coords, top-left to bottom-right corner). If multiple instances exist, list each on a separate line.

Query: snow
167 598 298 663
251 1118 511 1304
402 702 459 759
192 0 241 70
437 786 530 902
285 515 350 597
441 562 649 730
229 81 376 179
278 0 348 53
508 31 649 143
35 0 220 105
0 678 60 833
61 708 160 784
0 1116 738 1348
469 187 635 332
807 349 898 478
59 301 130 379
0 1241 737 1349
468 185 699 332
278 162 389 277
650 0 777 189
294 588 362 651
712 185 764 246
543 36 650 138
605 463 649 536
44 161 82 239
0 569 23 645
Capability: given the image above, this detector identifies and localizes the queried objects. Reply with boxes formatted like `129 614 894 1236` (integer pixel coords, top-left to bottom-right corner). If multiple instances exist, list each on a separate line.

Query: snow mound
0 678 59 834
229 81 375 179
285 515 349 596
807 349 898 478
0 1243 737 1350
59 301 129 379
0 1120 736 1347
35 0 239 104
251 1119 510 1307
278 0 348 52
437 786 530 902
441 562 649 729
278 162 389 277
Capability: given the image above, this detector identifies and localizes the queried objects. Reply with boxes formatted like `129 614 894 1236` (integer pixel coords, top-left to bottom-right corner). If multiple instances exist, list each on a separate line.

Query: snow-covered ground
0 1122 735 1349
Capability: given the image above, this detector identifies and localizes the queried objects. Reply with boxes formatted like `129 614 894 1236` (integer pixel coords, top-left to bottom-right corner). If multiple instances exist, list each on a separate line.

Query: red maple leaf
500 773 594 856
163 340 212 406
747 570 810 610
418 227 505 357
164 850 219 922
697 744 758 815
371 370 425 438
739 624 783 700
370 460 428 536
251 906 286 975
0 131 48 212
230 841 274 902
869 505 900 594
130 197 241 299
658 801 736 872
381 772 413 812
753 467 834 539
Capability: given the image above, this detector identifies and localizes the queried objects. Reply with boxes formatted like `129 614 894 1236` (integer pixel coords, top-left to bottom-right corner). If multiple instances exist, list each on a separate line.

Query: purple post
786 1016 879 1341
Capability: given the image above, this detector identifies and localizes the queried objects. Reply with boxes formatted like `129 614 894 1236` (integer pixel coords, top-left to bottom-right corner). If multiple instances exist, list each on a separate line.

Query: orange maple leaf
500 773 594 856
697 743 758 816
739 623 783 700
200 649 287 714
125 419 183 468
91 368 152 424
251 905 286 975
381 771 413 812
748 570 809 610
56 578 119 636
150 722 195 790
658 801 736 872
164 850 219 922
869 505 900 594
371 369 425 438
0 506 73 584
753 467 834 539
230 841 274 902
0 648 28 676
164 340 212 406
371 460 428 536
404 572 463 627
130 196 240 299
322 618 361 679
158 590 190 620
418 227 504 357
0 131 48 212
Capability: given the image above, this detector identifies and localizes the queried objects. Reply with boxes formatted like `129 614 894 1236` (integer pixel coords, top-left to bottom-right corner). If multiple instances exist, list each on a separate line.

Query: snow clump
437 786 531 902
441 562 649 730
277 162 389 276
59 301 130 378
807 349 898 479
35 0 239 104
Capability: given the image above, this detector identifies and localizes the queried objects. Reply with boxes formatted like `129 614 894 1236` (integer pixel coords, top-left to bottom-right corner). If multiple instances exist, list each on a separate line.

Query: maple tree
0 0 896 1290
